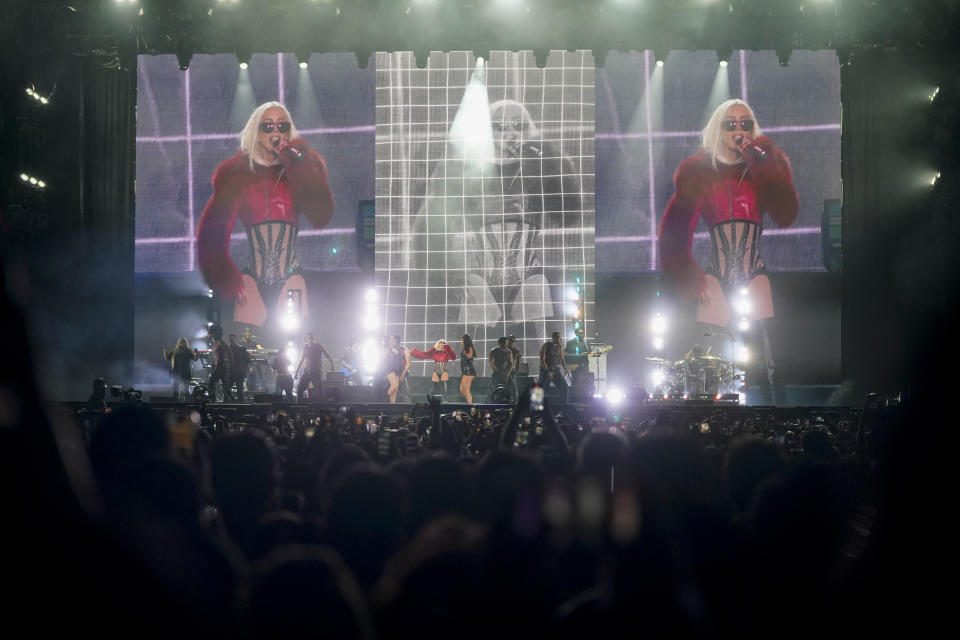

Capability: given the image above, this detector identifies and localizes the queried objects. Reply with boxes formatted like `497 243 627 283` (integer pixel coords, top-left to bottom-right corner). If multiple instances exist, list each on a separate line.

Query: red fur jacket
657 136 798 300
196 137 334 300
410 344 458 363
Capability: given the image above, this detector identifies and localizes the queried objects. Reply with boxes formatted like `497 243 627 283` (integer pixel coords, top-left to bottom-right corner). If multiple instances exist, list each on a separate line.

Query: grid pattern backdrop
375 50 596 376
595 49 841 273
134 53 375 274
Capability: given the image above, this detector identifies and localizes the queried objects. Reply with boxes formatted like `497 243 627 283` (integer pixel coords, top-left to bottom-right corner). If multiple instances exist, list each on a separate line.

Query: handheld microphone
275 142 303 163
734 136 767 161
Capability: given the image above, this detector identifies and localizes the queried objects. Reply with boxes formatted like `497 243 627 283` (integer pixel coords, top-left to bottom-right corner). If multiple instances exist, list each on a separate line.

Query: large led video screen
596 49 841 273
135 52 374 275
375 50 595 376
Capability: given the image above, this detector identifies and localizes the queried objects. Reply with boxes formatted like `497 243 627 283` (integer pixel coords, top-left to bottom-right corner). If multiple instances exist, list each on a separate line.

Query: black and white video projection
595 50 840 273
135 52 374 274
375 51 595 375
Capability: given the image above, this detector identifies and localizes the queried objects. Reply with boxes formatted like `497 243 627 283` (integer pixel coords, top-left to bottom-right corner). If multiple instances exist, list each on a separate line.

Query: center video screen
375 50 596 377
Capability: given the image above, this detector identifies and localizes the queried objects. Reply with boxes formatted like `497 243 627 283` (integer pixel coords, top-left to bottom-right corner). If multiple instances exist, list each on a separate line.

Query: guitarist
340 338 361 384
565 327 590 356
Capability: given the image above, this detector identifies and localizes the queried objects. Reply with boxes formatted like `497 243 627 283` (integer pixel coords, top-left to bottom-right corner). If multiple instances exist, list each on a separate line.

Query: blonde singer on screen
196 101 334 328
658 99 798 401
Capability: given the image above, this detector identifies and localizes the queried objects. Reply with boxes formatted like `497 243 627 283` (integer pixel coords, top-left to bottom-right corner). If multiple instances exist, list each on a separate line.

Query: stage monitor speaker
344 385 384 403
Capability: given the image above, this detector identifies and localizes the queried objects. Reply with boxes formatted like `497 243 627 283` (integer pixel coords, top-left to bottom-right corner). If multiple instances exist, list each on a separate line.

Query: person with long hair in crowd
163 337 199 401
459 334 477 404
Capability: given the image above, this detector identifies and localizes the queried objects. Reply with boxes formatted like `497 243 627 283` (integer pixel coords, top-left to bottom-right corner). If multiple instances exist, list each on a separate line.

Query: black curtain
24 46 138 399
840 48 960 398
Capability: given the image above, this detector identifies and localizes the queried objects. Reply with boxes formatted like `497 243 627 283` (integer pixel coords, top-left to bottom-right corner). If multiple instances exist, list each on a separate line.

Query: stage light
738 346 750 363
651 369 665 387
37 180 46 189
931 171 941 187
654 46 668 67
29 177 37 185
739 287 748 297
362 314 380 331
414 51 429 69
286 346 298 364
735 297 752 316
207 289 214 298
239 62 248 70
237 49 251 69
738 318 750 332
176 48 192 71
365 288 377 303
20 173 28 181
649 312 667 335
776 48 792 67
299 61 308 69
652 336 664 350
929 86 940 103
607 387 626 406
534 49 549 69
717 47 732 67
282 312 300 332
360 338 380 373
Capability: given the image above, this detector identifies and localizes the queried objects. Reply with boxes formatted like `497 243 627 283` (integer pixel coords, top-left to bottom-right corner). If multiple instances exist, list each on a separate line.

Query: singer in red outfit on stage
658 99 799 404
197 101 334 328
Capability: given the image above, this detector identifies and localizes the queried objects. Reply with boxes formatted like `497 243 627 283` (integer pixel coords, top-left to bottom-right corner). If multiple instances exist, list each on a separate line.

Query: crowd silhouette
1 281 943 638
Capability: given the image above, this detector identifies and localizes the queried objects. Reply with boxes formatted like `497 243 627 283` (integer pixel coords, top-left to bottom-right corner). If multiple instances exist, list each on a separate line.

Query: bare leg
460 375 475 404
386 372 399 403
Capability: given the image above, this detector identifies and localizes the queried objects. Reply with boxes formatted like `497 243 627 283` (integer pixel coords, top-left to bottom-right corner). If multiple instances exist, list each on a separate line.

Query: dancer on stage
411 339 457 399
163 337 199 401
488 337 514 403
658 99 798 405
272 348 294 399
294 332 334 401
538 332 570 405
206 324 233 402
197 101 334 330
227 334 251 402
459 334 477 404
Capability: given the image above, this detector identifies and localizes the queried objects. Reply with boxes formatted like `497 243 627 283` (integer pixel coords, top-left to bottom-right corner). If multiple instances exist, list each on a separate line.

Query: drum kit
645 347 739 397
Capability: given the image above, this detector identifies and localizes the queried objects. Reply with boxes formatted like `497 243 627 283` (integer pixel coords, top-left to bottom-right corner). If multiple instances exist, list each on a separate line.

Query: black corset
707 220 765 290
243 220 300 290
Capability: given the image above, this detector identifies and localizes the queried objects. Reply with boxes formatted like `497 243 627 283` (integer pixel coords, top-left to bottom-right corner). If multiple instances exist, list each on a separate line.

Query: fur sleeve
410 348 434 360
658 155 707 300
747 135 799 228
196 155 245 301
280 137 335 229
442 344 457 361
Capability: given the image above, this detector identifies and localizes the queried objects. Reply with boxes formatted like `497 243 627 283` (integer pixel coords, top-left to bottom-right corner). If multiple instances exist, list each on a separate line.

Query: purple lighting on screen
596 122 839 141
136 125 375 144
135 227 355 245
596 226 821 244
185 68 195 271
644 50 657 270
740 50 748 103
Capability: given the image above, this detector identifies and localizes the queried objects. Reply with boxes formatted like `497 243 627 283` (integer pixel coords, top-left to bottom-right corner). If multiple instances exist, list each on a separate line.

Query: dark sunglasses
259 121 291 133
721 119 754 131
